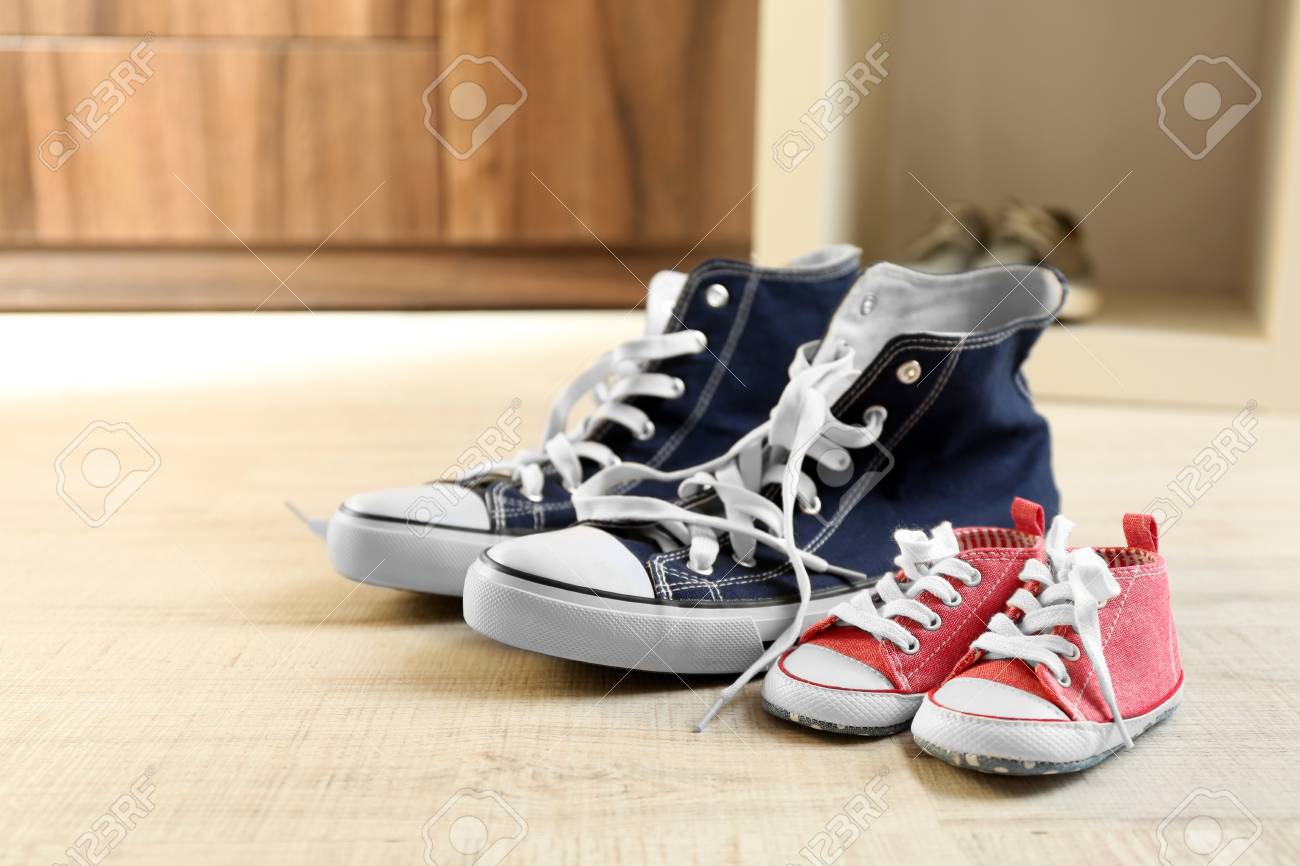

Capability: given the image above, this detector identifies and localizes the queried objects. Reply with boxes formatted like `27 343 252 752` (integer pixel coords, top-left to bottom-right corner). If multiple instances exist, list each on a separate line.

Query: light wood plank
0 310 1296 865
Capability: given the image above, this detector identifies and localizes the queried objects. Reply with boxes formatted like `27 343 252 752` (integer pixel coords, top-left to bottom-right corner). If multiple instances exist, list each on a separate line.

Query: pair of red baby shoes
762 498 1183 775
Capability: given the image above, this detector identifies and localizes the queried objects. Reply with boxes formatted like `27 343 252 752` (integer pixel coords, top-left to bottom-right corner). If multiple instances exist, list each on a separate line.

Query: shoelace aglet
695 645 782 731
285 501 327 539
694 683 743 732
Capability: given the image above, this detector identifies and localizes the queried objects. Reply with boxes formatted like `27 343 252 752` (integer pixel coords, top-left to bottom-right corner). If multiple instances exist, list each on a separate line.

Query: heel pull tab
1010 497 1045 537
1123 513 1159 553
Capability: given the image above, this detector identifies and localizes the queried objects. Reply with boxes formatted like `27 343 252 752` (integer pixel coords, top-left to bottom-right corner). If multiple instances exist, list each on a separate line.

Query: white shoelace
464 329 707 500
574 342 887 730
970 516 1132 748
830 523 981 654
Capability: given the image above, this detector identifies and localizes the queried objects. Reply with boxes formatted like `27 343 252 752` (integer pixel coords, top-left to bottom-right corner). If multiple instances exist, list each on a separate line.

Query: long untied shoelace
970 516 1132 748
829 523 982 653
460 329 707 500
573 342 887 731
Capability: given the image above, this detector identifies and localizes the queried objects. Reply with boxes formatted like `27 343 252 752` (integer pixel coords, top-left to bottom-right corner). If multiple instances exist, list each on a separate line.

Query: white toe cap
343 483 489 531
782 643 894 690
488 526 654 599
931 677 1070 720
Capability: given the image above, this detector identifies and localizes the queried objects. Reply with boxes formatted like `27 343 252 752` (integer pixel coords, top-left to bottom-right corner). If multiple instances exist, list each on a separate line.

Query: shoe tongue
643 270 689 336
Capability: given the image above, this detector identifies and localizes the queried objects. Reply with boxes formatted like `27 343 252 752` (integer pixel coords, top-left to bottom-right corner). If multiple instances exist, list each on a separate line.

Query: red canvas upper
781 498 1047 694
935 512 1184 723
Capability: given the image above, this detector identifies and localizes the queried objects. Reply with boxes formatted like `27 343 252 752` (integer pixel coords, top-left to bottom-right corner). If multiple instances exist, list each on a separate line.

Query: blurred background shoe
972 201 1100 322
901 202 989 274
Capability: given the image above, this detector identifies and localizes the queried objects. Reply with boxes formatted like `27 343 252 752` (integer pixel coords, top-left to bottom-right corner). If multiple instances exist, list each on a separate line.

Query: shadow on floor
904 744 1091 797
264 578 465 626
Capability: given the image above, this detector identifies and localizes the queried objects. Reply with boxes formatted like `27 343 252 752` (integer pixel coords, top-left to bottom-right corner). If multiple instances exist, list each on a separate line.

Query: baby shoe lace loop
465 329 707 500
970 515 1131 748
830 523 982 653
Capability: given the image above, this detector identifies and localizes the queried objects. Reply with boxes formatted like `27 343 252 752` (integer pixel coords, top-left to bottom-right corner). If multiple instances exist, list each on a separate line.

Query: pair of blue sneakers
320 245 1064 726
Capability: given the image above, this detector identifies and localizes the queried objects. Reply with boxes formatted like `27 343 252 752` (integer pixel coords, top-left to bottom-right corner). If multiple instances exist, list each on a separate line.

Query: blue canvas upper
582 263 1064 604
475 246 862 532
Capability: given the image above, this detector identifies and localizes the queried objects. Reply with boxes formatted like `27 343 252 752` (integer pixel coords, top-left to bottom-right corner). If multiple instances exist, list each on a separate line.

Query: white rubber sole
325 507 509 596
911 683 1183 774
761 662 922 736
463 556 864 675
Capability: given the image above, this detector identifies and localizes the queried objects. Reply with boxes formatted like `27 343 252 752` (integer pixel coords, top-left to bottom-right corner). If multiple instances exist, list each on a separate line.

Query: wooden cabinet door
0 0 757 309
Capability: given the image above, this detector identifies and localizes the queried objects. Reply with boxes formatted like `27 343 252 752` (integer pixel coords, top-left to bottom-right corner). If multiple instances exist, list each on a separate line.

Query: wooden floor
3 311 1297 866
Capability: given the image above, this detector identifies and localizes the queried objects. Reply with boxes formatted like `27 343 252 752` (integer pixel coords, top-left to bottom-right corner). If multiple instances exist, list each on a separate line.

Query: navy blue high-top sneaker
324 245 862 594
463 263 1063 721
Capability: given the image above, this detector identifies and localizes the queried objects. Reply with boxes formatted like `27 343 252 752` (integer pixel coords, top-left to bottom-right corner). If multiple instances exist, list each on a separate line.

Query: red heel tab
1123 513 1160 553
1011 498 1045 537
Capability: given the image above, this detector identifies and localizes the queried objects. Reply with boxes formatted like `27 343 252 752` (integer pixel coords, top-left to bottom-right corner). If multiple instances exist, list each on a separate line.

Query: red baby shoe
761 498 1046 735
911 512 1183 774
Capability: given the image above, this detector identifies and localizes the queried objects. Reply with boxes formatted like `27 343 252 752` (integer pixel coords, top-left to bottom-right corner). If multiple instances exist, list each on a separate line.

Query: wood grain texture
0 0 437 38
1 310 1296 865
0 0 758 258
436 0 758 245
1 39 442 245
0 246 746 310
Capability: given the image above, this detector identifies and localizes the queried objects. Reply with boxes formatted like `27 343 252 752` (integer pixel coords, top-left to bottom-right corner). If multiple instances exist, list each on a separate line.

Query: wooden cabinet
0 1 438 37
0 1 757 308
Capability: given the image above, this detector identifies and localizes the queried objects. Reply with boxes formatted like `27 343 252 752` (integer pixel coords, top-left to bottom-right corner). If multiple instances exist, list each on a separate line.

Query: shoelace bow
462 329 707 500
970 516 1132 748
830 523 981 654
573 342 887 731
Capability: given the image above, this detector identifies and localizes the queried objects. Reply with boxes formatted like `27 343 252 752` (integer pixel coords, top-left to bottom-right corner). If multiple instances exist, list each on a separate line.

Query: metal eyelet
902 638 921 655
862 405 887 426
670 377 686 397
859 292 877 316
896 360 922 385
1057 672 1071 687
732 554 757 568
822 448 851 472
800 495 822 515
705 283 730 308
524 491 545 503
688 563 714 576
923 614 942 631
1065 645 1081 661
942 594 962 608
635 420 655 441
